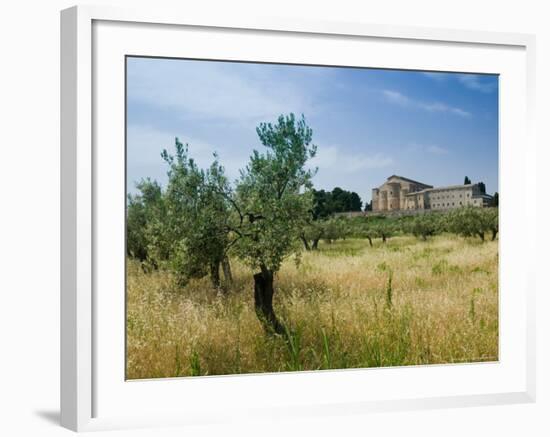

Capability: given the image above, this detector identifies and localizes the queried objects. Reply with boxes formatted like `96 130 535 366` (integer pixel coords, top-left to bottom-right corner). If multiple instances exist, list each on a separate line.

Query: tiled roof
386 174 432 187
405 184 476 196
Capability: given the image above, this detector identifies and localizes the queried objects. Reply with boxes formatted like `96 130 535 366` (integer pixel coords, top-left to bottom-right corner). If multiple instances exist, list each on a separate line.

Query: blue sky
127 57 498 204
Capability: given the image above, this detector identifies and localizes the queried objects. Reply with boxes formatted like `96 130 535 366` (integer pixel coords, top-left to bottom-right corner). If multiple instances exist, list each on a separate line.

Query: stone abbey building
371 175 493 213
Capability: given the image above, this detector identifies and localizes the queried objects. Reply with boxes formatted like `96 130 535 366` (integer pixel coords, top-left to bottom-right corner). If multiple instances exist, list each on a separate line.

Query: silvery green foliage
128 114 319 284
301 219 326 250
147 138 232 286
300 218 349 250
127 179 163 262
322 218 348 243
371 219 396 242
408 213 443 240
445 206 498 241
231 114 317 273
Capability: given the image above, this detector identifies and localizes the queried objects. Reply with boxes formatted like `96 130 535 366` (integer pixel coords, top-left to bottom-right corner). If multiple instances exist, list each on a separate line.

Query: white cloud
382 89 411 106
419 102 471 117
421 72 447 81
426 145 449 155
127 124 215 166
457 74 497 93
127 59 315 124
307 144 393 204
311 145 393 173
407 142 449 155
126 124 249 192
382 89 471 117
423 71 497 93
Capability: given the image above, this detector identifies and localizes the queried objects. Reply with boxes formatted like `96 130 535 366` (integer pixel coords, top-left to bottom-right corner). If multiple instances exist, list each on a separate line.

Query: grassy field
126 234 498 379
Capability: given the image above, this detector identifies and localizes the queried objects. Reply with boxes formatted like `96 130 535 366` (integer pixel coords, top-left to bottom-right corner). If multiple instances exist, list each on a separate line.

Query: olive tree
127 179 163 263
231 114 317 335
300 219 325 251
127 196 148 261
483 207 498 241
145 138 234 288
408 213 442 241
353 220 378 247
129 114 316 334
322 218 347 244
373 219 395 243
446 206 492 242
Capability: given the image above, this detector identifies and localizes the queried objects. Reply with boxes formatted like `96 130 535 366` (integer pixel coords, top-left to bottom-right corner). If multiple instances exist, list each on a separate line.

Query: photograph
125 56 499 379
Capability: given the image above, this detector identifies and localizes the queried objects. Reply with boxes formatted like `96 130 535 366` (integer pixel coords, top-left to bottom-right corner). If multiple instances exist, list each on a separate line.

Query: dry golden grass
126 234 498 379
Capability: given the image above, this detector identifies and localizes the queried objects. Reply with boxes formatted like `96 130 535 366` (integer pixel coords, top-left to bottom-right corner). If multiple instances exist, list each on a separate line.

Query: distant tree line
311 187 363 219
463 175 498 206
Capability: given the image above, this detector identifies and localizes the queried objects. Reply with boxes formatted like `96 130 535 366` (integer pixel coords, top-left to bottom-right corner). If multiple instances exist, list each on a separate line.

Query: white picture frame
60 5 537 432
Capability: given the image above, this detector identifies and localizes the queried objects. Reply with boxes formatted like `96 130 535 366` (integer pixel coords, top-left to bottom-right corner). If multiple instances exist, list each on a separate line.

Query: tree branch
209 184 244 226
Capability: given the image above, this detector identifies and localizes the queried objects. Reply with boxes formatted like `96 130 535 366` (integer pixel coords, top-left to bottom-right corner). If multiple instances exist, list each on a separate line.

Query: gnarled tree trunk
253 267 286 336
222 256 233 282
300 235 311 251
312 238 320 250
210 261 221 288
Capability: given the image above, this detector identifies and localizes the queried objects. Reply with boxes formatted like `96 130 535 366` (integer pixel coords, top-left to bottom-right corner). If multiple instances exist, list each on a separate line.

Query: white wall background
0 1 547 436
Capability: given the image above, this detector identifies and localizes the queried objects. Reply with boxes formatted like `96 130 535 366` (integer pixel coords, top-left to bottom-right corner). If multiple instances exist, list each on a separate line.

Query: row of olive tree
405 207 498 242
298 215 403 249
445 206 498 242
336 207 499 244
299 218 351 250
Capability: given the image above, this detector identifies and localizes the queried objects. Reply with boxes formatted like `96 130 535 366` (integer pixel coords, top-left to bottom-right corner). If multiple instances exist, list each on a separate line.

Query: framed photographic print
61 5 536 432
